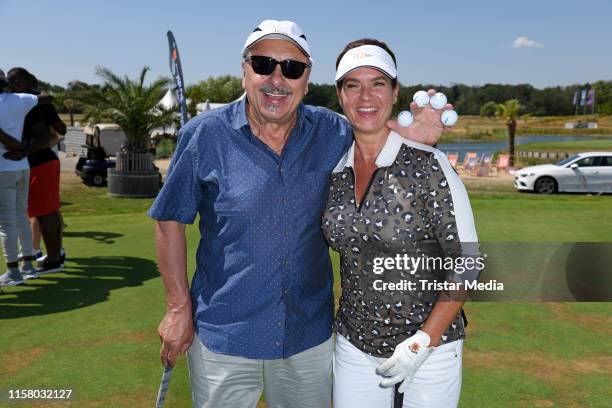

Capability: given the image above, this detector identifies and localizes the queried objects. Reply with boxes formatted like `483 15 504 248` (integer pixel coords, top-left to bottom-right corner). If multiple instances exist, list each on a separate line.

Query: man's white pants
333 334 463 408
0 169 32 264
187 336 333 408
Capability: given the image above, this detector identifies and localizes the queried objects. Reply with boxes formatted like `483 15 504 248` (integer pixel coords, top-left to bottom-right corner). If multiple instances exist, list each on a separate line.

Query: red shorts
28 159 61 218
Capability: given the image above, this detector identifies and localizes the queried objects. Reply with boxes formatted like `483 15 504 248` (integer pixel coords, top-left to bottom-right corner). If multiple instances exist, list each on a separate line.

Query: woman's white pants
333 334 463 408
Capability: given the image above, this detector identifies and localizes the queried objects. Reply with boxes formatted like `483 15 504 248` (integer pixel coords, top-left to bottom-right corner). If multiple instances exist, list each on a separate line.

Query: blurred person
0 68 52 286
323 39 478 408
29 126 66 260
7 67 66 275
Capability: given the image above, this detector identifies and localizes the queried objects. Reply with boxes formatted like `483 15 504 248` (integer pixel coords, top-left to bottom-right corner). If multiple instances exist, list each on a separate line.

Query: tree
79 66 173 154
53 81 89 126
496 99 523 167
187 75 243 104
480 101 497 118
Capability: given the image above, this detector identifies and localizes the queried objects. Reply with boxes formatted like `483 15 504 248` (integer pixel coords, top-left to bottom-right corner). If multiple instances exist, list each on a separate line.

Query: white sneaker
0 270 25 286
21 263 39 280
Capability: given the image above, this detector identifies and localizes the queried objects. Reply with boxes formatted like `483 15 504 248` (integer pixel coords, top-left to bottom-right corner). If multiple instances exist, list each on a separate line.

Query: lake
438 135 598 161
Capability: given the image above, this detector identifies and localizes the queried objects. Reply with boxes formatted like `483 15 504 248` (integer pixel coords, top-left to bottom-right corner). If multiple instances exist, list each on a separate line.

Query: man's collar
231 96 249 130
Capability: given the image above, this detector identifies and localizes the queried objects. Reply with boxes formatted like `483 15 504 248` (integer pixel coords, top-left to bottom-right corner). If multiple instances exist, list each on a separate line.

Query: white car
514 152 612 194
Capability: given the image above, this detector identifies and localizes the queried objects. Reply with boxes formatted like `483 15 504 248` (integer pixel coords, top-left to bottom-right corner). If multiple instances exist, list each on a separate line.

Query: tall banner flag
580 89 587 106
587 89 595 106
572 90 578 106
167 31 189 128
587 89 596 114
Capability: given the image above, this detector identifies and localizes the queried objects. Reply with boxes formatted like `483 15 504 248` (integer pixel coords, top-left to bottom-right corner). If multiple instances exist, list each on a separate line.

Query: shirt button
283 289 288 295
283 260 288 266
275 341 280 346
277 321 282 327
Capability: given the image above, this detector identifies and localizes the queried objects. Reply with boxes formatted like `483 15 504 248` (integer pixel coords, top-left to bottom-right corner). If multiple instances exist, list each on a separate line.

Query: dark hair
7 67 38 90
335 38 398 88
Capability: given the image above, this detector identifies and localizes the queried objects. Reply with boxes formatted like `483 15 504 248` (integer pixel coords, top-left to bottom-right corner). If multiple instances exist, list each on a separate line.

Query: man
149 20 450 407
0 69 52 286
7 68 66 275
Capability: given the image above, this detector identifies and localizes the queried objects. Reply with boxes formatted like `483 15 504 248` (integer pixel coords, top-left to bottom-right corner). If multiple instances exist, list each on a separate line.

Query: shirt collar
333 130 405 172
231 96 249 130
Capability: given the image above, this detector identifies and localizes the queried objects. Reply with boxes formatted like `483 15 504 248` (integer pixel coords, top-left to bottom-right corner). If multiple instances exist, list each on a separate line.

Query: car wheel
534 176 557 194
91 174 106 186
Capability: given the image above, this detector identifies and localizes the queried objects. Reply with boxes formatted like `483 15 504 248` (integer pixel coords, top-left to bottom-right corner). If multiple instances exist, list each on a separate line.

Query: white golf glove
376 330 433 393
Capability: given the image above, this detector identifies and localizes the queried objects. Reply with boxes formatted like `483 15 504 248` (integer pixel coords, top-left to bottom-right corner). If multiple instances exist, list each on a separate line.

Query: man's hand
155 220 192 368
3 150 26 161
389 88 455 146
376 330 433 393
0 128 25 151
158 305 194 368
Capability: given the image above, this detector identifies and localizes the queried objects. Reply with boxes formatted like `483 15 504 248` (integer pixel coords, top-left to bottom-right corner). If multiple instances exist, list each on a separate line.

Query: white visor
335 45 397 82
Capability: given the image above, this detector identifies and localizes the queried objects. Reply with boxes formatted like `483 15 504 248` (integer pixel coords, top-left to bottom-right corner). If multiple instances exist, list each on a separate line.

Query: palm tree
79 66 173 158
496 99 523 167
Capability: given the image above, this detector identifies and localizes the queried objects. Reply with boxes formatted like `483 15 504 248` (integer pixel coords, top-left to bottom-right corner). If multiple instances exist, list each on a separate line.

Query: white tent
159 88 179 110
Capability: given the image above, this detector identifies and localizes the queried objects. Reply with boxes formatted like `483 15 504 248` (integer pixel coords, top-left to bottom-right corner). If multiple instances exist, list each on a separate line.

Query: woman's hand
376 330 433 393
388 88 455 146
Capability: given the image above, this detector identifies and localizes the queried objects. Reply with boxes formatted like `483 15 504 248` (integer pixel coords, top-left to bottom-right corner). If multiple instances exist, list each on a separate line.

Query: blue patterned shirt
148 98 352 359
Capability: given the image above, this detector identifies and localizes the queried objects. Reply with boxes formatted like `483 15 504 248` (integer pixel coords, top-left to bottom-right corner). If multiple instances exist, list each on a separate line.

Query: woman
322 39 480 408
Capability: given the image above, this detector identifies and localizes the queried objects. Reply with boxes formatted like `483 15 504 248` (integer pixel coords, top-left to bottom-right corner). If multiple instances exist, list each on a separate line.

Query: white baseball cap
335 45 397 82
242 20 312 62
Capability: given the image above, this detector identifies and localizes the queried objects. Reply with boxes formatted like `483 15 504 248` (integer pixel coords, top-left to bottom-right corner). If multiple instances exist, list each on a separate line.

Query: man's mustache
260 85 291 96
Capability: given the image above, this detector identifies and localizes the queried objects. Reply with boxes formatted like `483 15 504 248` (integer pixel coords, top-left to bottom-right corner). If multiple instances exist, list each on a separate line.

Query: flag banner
580 89 587 106
587 89 596 106
572 90 578 106
167 31 189 127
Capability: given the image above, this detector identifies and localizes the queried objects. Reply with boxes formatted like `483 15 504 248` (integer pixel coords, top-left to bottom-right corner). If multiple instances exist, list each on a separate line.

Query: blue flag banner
167 31 189 127
580 89 587 106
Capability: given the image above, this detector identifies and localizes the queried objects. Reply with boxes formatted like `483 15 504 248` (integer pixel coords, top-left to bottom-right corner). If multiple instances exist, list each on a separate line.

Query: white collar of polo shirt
333 131 436 173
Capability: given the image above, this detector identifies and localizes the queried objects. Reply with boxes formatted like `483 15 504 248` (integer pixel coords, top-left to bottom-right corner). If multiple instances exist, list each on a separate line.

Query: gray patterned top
322 132 479 357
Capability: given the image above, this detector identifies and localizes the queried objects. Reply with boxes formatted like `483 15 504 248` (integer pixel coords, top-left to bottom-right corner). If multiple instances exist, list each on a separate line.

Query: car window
597 156 612 166
576 157 597 167
557 155 578 166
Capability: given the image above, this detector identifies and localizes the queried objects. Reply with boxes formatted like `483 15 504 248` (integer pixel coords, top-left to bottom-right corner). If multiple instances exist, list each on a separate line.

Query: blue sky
2 0 611 89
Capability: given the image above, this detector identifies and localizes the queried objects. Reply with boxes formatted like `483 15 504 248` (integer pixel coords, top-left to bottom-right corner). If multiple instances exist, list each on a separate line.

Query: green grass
1 174 611 407
517 138 612 153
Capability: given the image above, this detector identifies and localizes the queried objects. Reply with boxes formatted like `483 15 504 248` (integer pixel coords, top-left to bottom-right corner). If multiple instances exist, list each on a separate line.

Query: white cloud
512 36 543 48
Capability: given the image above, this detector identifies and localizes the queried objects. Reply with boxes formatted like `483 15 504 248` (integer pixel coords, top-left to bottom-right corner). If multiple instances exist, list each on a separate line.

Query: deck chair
472 152 494 176
495 154 510 175
462 152 477 173
446 152 459 169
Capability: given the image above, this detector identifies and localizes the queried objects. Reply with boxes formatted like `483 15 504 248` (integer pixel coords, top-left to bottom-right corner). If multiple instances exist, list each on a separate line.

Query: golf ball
398 110 413 127
429 92 448 110
441 110 458 126
413 90 430 108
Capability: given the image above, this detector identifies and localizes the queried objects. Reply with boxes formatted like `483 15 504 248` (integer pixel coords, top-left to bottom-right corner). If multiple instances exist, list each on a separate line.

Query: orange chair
446 152 459 169
495 154 510 175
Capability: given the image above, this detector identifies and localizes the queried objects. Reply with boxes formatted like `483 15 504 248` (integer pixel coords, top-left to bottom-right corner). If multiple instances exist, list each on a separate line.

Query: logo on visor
353 51 373 60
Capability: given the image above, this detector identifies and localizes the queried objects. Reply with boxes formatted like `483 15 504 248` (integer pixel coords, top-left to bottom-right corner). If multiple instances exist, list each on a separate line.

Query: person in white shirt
0 68 52 286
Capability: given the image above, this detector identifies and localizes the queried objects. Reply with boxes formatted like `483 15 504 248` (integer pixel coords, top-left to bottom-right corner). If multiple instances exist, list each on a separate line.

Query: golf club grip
394 382 404 408
155 365 173 408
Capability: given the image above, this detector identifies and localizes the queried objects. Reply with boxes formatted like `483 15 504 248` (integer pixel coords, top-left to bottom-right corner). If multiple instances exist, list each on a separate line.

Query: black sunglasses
245 55 311 80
